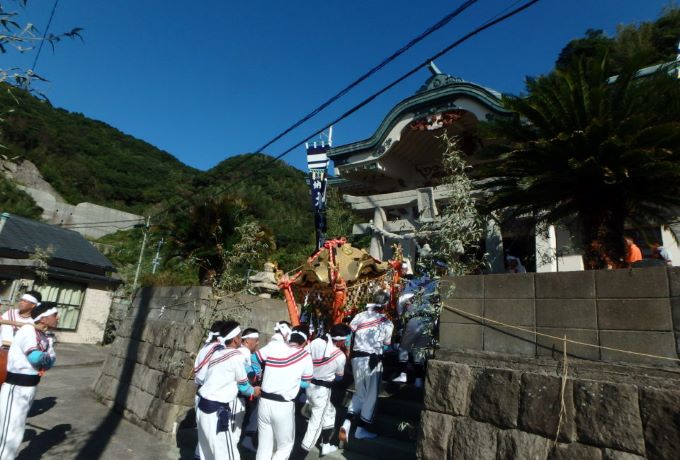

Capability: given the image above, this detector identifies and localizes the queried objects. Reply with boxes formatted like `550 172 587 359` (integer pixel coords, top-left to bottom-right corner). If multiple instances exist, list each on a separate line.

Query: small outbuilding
0 212 120 344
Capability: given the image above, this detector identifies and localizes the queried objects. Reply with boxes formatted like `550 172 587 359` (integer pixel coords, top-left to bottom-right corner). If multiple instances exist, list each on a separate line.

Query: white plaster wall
661 226 680 266
55 285 113 344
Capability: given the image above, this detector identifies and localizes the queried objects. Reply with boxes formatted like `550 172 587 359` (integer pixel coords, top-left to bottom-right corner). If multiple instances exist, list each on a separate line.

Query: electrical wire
150 0 541 224
193 3 482 204
59 218 145 227
30 0 60 73
149 0 480 222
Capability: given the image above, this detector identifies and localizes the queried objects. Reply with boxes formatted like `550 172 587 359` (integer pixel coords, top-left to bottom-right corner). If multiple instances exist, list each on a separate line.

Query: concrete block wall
92 286 288 438
441 267 680 365
418 358 680 459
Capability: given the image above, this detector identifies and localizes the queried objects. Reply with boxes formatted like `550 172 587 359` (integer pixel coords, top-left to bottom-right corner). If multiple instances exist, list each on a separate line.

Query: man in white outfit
196 321 260 460
300 323 351 456
254 325 313 460
0 302 58 460
192 320 226 460
339 291 394 443
1 291 41 349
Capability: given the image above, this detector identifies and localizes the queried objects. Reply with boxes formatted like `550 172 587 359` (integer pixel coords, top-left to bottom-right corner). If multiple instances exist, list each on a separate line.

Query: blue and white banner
307 144 329 249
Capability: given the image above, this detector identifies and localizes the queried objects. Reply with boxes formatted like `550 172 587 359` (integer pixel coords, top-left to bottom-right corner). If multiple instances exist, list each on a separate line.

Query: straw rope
554 335 568 446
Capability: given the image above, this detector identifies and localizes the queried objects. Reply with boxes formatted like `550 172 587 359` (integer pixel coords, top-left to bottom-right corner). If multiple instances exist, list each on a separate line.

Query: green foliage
483 50 680 267
556 6 680 73
200 153 316 270
0 175 42 218
160 196 249 284
420 133 484 275
214 221 273 294
0 83 199 213
96 228 198 295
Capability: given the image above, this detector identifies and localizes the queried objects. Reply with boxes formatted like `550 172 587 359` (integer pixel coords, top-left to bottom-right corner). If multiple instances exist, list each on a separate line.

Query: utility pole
151 237 164 274
132 216 150 295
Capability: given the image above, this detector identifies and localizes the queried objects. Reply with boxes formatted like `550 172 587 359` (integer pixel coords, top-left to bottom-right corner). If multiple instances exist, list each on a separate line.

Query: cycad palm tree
481 54 680 267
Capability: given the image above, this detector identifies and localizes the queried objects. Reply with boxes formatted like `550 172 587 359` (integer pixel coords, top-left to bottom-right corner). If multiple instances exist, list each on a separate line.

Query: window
34 280 86 331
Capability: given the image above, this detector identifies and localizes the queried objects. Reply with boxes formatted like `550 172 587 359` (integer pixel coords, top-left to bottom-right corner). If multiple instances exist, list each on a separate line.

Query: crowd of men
193 287 425 460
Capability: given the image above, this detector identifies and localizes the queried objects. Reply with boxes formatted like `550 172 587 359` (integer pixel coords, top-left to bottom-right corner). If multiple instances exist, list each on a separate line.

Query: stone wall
441 267 680 365
418 352 680 460
92 286 288 437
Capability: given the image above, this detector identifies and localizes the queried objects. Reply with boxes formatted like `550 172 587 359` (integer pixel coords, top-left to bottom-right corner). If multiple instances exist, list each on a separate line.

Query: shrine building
327 64 680 273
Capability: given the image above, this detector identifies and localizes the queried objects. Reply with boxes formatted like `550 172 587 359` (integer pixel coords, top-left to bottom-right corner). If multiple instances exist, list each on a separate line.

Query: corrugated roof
0 213 115 272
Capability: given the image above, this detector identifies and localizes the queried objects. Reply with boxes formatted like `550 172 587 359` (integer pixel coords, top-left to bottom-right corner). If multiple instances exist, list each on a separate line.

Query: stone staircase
230 354 422 460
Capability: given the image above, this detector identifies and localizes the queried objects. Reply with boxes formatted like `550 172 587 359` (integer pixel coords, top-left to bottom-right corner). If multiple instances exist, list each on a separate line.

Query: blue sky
9 0 674 171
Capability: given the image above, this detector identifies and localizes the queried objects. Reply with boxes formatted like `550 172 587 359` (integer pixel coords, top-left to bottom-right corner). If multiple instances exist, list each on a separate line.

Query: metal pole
151 237 164 274
132 216 151 294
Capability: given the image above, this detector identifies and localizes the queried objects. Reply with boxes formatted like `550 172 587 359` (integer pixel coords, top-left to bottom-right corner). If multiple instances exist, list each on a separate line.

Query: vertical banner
307 144 330 249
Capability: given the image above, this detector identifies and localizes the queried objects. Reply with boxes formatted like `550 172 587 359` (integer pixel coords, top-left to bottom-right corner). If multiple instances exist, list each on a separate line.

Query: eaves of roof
328 81 510 161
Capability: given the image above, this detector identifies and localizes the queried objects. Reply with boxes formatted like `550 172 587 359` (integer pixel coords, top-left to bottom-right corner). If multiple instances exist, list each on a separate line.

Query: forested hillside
0 83 199 213
0 83 320 277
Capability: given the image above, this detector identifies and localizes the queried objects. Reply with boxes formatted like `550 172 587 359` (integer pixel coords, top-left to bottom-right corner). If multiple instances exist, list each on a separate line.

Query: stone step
377 397 423 422
343 433 417 460
373 413 420 441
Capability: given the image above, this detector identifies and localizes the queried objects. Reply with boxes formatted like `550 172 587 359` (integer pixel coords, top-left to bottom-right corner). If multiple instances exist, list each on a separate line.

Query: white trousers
196 397 244 460
256 398 295 460
301 383 335 450
0 383 37 460
348 356 381 424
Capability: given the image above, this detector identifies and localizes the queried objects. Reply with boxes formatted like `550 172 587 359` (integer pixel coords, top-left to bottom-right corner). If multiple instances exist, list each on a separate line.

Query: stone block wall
92 286 287 437
441 267 680 365
418 355 680 459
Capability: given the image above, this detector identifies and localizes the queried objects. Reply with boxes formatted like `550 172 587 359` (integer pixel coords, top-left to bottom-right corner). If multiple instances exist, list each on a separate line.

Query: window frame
34 278 87 331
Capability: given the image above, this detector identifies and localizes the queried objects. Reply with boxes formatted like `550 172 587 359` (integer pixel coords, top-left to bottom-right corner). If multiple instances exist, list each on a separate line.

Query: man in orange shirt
624 237 642 266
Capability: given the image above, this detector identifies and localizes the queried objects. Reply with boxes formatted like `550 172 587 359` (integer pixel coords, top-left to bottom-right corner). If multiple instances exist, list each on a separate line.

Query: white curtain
34 281 85 330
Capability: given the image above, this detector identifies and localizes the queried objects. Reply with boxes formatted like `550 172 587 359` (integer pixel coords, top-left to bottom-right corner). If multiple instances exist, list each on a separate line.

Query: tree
419 133 484 275
481 52 680 268
0 174 42 218
162 197 247 285
556 6 680 75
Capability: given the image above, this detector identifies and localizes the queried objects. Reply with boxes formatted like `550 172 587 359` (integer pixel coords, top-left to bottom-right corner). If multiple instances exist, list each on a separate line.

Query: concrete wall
92 286 288 438
440 267 680 365
418 353 680 459
56 282 114 344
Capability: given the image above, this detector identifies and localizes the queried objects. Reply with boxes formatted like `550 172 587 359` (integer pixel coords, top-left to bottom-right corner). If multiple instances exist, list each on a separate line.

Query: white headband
331 334 349 341
223 326 241 341
20 294 39 305
242 332 259 339
205 331 220 344
34 307 58 321
291 330 307 342
366 303 383 310
274 323 291 337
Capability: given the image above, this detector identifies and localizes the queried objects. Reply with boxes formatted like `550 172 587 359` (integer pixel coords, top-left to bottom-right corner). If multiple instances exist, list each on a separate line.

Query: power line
59 218 144 227
153 0 479 220
150 0 541 223
31 0 60 73
253 0 479 155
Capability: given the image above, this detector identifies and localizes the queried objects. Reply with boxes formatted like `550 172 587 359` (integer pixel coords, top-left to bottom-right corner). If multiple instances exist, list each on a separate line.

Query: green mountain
0 84 317 273
0 83 199 213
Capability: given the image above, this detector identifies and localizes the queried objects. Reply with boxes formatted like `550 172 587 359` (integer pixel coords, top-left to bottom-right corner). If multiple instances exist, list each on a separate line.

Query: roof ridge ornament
418 62 464 93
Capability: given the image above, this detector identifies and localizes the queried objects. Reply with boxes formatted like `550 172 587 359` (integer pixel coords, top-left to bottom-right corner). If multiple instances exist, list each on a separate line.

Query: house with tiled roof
0 212 120 343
